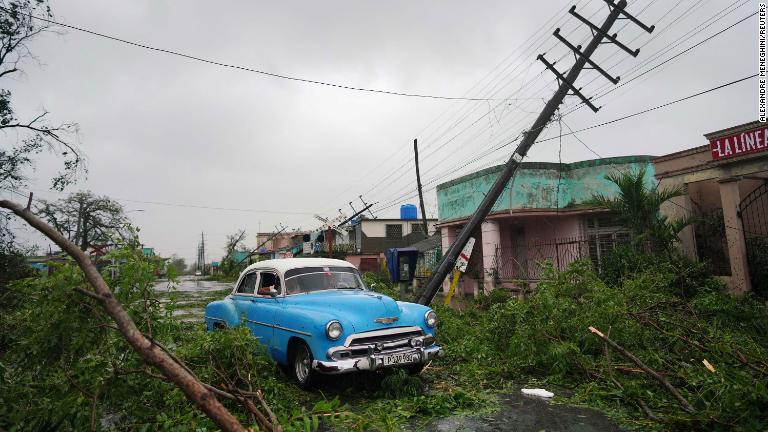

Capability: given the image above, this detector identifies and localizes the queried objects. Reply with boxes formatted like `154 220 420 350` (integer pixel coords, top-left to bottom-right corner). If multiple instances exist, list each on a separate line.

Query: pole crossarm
339 203 375 227
538 54 600 112
603 0 655 34
553 28 619 85
417 0 655 306
569 5 639 57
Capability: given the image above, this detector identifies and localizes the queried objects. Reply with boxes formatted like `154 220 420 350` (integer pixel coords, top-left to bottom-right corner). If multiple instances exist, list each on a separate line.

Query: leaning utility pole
413 139 430 239
417 0 654 305
236 225 288 265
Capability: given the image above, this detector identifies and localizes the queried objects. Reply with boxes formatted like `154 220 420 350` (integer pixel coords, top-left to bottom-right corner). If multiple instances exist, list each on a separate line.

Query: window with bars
385 224 403 239
411 224 424 233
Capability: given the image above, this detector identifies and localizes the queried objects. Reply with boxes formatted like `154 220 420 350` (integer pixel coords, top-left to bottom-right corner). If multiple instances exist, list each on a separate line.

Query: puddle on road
422 391 620 432
153 276 233 293
152 276 231 323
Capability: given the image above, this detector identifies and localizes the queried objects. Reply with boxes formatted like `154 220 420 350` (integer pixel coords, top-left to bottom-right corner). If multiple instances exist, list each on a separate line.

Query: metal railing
494 234 630 281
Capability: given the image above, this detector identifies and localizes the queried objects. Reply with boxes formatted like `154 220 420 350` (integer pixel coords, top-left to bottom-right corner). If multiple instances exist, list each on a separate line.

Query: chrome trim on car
205 316 226 322
327 334 434 360
341 326 423 347
243 319 312 337
312 345 443 375
374 316 399 324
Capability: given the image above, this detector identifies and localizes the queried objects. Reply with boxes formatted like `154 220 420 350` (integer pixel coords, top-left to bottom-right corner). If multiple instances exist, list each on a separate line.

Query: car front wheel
291 341 318 389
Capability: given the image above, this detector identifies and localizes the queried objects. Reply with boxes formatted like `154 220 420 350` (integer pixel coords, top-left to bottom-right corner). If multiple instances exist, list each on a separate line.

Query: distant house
231 250 251 264
26 252 67 276
345 217 438 274
256 231 308 253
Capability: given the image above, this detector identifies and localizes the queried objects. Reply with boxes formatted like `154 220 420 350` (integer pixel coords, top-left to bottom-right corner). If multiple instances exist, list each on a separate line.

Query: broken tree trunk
588 326 696 414
0 199 246 432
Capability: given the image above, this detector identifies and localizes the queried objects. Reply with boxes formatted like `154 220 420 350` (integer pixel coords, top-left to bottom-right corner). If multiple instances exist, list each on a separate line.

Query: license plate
382 352 417 366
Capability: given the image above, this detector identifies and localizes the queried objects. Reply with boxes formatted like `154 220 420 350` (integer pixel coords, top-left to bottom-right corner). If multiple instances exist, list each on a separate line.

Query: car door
231 271 258 321
244 270 282 350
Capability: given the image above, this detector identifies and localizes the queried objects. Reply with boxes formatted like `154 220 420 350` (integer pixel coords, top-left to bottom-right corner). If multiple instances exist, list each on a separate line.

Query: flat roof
436 155 655 191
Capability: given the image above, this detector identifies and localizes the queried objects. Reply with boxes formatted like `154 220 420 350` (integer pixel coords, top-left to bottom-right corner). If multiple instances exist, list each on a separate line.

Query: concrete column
481 220 501 293
440 226 456 293
718 179 752 295
659 179 697 260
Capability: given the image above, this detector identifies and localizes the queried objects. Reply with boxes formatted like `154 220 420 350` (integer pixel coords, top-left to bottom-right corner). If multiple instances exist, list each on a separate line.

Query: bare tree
35 191 135 251
225 229 247 258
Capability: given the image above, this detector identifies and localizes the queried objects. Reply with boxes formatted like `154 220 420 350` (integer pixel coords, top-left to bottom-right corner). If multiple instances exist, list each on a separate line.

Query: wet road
153 276 232 321
153 275 233 293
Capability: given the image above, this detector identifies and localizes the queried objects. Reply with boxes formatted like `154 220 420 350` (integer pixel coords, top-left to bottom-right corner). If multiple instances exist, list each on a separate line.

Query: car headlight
424 310 437 328
326 320 343 340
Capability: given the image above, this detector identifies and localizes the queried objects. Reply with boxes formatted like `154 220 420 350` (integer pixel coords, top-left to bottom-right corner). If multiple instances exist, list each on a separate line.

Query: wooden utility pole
417 0 654 305
414 138 429 239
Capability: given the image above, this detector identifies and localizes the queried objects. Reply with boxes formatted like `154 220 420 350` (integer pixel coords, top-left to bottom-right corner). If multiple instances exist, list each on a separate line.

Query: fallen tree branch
209 354 280 432
256 389 280 428
588 326 696 414
0 199 245 432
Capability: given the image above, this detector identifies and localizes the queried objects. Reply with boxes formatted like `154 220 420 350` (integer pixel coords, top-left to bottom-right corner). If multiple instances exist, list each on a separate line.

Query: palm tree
588 166 689 250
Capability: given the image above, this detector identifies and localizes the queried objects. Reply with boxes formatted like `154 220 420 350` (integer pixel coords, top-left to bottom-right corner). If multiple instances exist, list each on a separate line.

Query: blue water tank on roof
400 204 417 220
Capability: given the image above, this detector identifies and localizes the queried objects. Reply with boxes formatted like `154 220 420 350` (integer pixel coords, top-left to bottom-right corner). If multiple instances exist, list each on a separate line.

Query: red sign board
709 126 768 161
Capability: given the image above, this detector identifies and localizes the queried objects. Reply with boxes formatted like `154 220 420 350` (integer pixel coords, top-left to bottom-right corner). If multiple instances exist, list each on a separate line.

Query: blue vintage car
204 258 443 388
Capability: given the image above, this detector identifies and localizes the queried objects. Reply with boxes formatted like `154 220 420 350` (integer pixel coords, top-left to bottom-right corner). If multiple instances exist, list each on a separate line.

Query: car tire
290 340 318 389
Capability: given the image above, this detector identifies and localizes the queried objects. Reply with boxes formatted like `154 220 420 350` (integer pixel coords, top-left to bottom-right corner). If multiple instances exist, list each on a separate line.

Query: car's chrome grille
345 326 424 347
328 326 430 360
349 330 423 346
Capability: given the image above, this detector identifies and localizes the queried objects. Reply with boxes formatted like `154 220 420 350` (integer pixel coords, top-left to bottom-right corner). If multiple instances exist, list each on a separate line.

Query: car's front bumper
312 345 443 374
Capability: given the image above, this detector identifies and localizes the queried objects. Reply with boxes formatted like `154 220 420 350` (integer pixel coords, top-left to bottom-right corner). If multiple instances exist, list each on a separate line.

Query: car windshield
284 266 366 295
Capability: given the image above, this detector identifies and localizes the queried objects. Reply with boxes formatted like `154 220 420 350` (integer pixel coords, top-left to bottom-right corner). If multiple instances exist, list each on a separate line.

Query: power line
3 187 316 215
369 73 756 214
536 73 756 144
309 0 602 219
564 5 754 116
6 7 540 102
349 0 681 208
366 3 753 210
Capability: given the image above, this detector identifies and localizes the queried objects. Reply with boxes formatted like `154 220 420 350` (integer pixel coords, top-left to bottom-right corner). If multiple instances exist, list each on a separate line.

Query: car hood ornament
374 316 399 324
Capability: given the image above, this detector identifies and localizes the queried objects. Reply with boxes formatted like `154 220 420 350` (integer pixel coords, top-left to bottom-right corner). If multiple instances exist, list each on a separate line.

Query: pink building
436 156 654 296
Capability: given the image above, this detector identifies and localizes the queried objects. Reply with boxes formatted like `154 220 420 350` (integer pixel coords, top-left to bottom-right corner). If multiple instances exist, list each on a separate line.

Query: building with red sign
655 120 768 295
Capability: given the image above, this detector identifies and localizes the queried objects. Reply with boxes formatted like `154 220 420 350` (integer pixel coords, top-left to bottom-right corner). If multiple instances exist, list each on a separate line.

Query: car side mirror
257 286 278 297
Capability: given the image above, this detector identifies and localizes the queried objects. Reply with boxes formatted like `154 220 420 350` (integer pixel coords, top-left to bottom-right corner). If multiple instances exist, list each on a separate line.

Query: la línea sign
710 126 768 161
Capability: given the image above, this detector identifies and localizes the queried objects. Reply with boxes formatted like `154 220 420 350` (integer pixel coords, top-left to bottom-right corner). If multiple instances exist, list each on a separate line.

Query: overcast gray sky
3 0 756 263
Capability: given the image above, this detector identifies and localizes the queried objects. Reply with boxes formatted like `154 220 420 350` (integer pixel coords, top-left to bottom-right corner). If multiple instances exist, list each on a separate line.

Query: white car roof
241 258 357 274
